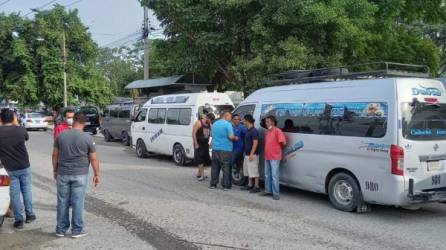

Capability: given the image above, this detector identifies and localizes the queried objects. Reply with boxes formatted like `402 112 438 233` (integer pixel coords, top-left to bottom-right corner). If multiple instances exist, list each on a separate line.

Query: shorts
194 144 211 166
243 155 259 178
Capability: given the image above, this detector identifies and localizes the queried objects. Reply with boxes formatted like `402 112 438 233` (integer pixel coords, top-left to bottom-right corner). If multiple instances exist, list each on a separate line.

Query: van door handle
142 127 145 130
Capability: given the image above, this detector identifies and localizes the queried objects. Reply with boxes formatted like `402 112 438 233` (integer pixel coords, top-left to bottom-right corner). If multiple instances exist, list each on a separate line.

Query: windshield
79 107 98 115
28 113 45 118
402 102 446 141
198 105 234 116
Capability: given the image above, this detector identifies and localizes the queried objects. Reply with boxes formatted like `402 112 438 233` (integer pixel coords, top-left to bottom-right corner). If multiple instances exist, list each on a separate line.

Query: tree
0 5 113 108
141 0 445 94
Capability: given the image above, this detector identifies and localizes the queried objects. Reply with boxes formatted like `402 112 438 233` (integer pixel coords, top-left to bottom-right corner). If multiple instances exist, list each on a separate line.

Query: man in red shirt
54 109 75 139
262 115 286 200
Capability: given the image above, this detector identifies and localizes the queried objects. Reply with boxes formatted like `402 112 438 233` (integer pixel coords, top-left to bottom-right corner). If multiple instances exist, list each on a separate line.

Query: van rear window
402 103 446 141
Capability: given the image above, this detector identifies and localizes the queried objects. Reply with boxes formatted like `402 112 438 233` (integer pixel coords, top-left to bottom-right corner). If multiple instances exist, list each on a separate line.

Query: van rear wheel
328 172 362 212
104 130 113 142
122 132 130 146
173 144 186 166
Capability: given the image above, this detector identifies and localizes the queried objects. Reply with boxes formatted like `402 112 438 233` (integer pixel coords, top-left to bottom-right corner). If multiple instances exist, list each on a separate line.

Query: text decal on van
412 85 442 97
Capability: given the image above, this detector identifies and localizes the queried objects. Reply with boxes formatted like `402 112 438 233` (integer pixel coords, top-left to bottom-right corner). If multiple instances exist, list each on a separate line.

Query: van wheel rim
232 167 242 182
334 180 353 205
174 148 182 163
137 142 142 156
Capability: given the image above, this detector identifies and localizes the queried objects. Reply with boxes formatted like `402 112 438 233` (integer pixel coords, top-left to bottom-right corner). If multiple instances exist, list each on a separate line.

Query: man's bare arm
89 152 100 187
52 147 59 180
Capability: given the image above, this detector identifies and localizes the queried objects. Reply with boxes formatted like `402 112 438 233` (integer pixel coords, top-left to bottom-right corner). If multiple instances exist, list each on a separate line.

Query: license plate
427 161 440 171
36 120 40 123
85 122 91 125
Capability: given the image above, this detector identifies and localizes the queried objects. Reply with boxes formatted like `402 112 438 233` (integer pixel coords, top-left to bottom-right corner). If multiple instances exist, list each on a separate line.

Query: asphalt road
1 131 446 249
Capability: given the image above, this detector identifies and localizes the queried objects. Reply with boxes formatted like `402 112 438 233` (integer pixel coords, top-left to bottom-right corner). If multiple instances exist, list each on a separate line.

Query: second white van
131 92 234 165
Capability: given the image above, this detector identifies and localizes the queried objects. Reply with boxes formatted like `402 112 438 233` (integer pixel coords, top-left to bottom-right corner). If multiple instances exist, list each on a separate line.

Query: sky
0 0 162 47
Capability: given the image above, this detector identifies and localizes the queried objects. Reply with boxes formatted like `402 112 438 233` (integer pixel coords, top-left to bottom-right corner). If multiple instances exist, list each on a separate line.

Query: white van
131 92 234 165
234 77 446 212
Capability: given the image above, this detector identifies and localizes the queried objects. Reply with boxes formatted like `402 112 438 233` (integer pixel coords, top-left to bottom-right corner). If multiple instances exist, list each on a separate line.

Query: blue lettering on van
150 128 164 143
436 129 446 136
359 142 390 153
410 129 432 136
412 85 442 97
283 140 304 160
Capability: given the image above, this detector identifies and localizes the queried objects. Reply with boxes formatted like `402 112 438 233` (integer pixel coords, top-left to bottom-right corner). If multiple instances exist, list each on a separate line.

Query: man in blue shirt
210 111 238 190
230 114 247 189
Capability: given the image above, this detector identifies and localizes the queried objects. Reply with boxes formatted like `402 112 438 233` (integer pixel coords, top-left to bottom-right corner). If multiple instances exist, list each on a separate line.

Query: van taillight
391 145 404 176
0 175 10 186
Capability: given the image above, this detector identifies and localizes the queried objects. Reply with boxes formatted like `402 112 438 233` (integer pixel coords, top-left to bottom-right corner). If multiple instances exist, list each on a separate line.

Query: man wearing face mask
54 108 75 139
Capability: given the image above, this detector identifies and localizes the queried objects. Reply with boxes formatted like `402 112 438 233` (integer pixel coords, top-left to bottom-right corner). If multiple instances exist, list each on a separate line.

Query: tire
232 163 248 186
328 172 362 212
92 130 98 135
104 130 113 142
43 128 47 132
122 132 130 146
173 144 186 166
136 139 148 158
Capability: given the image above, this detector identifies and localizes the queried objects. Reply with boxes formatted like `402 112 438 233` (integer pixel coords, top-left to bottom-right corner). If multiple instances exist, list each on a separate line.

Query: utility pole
143 7 150 80
62 30 67 107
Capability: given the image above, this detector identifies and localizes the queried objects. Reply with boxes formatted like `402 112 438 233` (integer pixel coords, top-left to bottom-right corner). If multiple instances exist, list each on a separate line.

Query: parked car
234 76 446 212
22 112 49 131
0 165 10 227
131 92 234 165
101 103 141 146
77 106 100 135
55 106 100 134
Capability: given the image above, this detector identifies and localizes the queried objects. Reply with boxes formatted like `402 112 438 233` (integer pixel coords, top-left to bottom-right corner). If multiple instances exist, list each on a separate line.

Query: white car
22 112 48 131
0 166 10 227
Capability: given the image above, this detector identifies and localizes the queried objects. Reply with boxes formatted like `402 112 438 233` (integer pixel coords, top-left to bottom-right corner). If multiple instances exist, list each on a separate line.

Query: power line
64 0 84 8
0 0 12 7
22 0 59 17
102 31 140 48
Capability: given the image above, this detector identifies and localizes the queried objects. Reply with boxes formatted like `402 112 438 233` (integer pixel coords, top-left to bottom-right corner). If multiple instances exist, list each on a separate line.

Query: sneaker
273 195 280 200
25 214 36 223
72 231 88 239
196 175 201 179
197 176 207 182
223 188 229 191
260 192 272 196
13 221 24 229
208 185 216 189
241 185 253 191
250 187 261 193
55 232 65 238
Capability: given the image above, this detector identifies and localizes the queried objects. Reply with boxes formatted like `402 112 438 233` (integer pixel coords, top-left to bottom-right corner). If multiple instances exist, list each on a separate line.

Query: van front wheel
173 144 186 166
136 140 148 158
328 172 362 212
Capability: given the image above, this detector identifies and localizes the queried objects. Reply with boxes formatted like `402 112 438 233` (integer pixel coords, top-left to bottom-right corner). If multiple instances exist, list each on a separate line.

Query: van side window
167 108 192 125
110 109 119 118
134 108 147 122
261 102 388 138
119 109 131 119
233 104 256 119
148 108 166 124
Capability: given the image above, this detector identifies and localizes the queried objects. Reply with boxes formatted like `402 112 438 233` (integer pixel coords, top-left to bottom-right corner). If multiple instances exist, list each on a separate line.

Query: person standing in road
52 113 100 238
0 109 36 229
192 113 215 181
262 115 286 200
54 108 75 139
230 114 247 189
241 114 260 193
209 111 238 190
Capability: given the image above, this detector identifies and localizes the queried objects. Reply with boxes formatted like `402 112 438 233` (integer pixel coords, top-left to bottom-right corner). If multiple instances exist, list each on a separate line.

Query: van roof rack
270 62 430 86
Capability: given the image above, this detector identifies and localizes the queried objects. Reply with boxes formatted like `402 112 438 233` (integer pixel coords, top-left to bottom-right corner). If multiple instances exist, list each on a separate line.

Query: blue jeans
265 160 280 196
56 174 88 234
7 167 34 222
